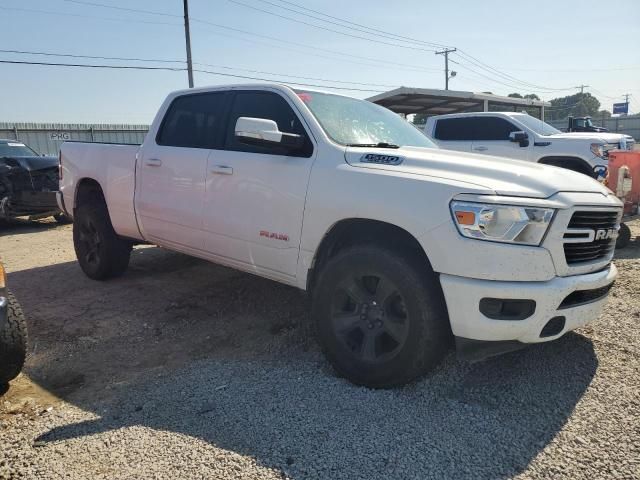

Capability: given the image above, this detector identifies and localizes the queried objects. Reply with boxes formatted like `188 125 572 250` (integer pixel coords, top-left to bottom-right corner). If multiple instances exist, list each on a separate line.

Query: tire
53 212 72 224
73 203 132 280
312 245 451 388
0 291 27 386
616 222 631 249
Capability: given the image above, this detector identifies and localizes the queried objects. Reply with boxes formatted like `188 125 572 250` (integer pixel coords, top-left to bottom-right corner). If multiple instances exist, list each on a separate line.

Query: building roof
366 87 550 116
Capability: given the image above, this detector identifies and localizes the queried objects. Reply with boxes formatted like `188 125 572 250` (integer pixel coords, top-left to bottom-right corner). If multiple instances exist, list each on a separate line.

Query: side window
157 92 227 149
433 117 476 141
224 91 313 157
475 117 520 141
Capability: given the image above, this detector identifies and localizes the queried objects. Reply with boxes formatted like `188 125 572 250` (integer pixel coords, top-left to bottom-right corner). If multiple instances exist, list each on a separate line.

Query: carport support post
483 100 489 112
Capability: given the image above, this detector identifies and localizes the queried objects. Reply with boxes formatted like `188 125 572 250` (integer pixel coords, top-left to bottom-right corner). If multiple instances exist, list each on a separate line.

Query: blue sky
1 0 639 123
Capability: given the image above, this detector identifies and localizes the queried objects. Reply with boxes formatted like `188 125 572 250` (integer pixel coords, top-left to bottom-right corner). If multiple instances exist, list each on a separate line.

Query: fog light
479 298 536 320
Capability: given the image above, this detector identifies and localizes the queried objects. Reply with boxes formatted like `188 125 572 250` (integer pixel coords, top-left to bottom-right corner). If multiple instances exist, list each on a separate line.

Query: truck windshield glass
0 143 38 157
295 90 437 148
511 114 561 136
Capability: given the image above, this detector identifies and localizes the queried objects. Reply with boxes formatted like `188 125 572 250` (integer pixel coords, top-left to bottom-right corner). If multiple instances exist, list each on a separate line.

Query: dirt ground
1 218 639 479
0 219 309 409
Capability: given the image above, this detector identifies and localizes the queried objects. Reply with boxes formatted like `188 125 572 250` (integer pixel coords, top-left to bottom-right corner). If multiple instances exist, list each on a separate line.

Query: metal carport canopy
366 87 550 118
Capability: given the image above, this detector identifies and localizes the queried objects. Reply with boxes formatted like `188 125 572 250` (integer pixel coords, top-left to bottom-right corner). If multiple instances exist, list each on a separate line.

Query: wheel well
307 219 429 291
75 178 106 211
538 156 594 177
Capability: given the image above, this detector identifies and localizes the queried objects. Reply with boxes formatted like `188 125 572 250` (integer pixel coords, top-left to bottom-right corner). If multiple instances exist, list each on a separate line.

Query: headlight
450 201 555 246
591 143 605 158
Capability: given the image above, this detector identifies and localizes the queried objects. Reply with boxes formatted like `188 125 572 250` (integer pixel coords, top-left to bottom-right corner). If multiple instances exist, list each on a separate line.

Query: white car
58 84 621 388
424 111 635 179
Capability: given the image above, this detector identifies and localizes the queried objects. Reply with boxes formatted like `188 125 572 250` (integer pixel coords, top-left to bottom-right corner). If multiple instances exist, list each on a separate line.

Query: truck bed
59 141 142 240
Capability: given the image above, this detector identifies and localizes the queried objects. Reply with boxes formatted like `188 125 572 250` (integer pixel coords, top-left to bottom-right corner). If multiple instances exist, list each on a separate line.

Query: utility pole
435 48 456 90
575 84 589 95
183 0 194 88
623 93 631 116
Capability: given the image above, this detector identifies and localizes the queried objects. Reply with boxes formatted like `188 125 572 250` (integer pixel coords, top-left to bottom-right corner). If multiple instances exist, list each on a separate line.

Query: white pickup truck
59 84 622 388
424 112 635 179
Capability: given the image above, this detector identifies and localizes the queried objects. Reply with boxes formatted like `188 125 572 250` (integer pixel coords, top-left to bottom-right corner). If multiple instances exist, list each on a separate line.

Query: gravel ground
0 219 639 479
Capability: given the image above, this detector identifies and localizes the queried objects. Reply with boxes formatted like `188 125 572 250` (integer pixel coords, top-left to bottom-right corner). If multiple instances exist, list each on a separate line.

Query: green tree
547 93 601 120
524 94 540 101
508 93 523 98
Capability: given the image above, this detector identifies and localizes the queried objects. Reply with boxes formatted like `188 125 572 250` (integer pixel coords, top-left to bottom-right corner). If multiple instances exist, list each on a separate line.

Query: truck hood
546 132 634 143
0 155 59 171
345 146 611 199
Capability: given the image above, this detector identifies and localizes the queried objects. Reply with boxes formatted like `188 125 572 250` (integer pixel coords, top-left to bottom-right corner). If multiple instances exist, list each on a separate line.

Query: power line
189 18 440 72
33 0 438 73
0 5 183 26
0 59 386 93
0 59 185 71
248 0 449 49
453 51 574 92
448 58 560 94
0 47 400 87
193 62 398 88
60 0 179 18
0 49 185 64
226 0 438 53
264 0 451 49
234 0 572 93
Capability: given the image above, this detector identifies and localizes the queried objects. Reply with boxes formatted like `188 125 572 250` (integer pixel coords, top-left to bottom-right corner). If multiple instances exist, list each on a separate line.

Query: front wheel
616 222 631 249
312 246 451 388
73 204 132 280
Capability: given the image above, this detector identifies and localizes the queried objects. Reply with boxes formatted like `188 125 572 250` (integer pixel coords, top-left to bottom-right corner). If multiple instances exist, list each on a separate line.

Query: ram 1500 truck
59 84 622 388
424 112 634 180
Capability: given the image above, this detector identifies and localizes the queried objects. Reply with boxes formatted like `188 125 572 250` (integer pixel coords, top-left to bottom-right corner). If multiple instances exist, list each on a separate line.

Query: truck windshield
0 142 38 157
511 114 561 136
295 90 437 149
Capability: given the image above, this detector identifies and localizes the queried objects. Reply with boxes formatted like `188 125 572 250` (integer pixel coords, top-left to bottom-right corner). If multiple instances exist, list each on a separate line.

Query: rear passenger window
157 92 227 149
224 91 313 157
433 117 476 141
434 116 520 141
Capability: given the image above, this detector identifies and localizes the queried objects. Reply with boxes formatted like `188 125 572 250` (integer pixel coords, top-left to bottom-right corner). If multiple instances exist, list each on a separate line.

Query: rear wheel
0 291 27 387
312 246 451 388
73 203 132 280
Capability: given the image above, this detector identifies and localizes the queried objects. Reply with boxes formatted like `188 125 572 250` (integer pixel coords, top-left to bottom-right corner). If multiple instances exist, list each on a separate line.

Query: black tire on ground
53 212 72 224
616 222 632 249
73 203 132 280
312 245 451 388
0 291 27 386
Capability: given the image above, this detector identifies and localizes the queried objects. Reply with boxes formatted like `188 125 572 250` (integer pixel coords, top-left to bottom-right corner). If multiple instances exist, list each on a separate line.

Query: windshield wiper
346 142 400 149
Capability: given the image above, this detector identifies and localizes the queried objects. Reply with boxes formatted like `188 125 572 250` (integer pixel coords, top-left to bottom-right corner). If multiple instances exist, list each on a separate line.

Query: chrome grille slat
563 210 620 265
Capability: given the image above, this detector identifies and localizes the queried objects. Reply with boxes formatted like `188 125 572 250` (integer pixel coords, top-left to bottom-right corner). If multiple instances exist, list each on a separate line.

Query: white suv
424 112 635 179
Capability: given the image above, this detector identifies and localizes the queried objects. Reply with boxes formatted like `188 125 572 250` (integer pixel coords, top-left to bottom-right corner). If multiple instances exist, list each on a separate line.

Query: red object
607 151 640 216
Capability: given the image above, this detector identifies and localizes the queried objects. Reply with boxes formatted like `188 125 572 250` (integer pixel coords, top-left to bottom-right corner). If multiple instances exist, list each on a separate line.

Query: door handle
145 158 162 167
210 165 233 175
473 146 488 152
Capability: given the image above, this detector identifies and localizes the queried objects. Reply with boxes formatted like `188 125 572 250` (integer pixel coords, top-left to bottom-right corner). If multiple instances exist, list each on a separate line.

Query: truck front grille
563 211 619 265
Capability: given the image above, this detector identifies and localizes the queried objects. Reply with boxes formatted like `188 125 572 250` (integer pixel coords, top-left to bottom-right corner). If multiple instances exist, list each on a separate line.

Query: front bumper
440 263 617 345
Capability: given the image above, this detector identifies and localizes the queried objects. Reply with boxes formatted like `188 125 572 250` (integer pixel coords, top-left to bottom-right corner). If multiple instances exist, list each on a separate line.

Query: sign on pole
613 102 629 115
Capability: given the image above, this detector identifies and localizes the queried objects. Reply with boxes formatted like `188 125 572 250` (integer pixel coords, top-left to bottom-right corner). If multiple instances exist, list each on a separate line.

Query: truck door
470 116 530 161
136 92 228 250
203 90 316 280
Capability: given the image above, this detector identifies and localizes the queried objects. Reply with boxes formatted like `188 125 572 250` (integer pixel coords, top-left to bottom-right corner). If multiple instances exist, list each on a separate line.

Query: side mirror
509 131 529 147
234 117 304 151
